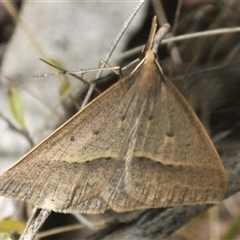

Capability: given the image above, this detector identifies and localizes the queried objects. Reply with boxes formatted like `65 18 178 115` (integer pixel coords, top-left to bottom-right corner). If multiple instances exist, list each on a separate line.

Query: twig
116 26 240 61
0 111 34 147
21 209 51 240
81 0 145 109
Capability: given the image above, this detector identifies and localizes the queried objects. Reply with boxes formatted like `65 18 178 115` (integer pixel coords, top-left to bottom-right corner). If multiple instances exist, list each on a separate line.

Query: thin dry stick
226 41 240 62
182 53 198 87
117 26 240 60
152 24 171 54
208 206 220 240
0 111 34 146
151 0 182 65
81 0 144 109
36 221 105 239
35 58 121 86
19 206 39 240
162 27 240 42
20 209 51 240
2 2 46 58
35 224 83 239
34 65 120 78
171 0 182 35
89 59 140 84
36 58 102 94
2 1 74 95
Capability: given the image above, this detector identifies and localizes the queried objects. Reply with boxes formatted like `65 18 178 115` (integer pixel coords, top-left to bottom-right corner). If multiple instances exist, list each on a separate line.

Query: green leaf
0 219 25 234
8 84 25 129
221 212 240 240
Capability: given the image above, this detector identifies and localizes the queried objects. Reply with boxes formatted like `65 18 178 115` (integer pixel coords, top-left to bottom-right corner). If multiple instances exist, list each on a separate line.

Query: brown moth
0 17 227 214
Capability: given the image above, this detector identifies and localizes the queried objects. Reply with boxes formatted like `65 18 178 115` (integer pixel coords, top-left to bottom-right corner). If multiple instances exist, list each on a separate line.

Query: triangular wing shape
124 53 227 207
0 16 227 214
0 71 148 214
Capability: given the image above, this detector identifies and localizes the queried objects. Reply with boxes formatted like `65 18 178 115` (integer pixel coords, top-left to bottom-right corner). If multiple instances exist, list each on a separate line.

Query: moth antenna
33 58 102 93
33 72 66 78
152 23 171 55
32 59 68 77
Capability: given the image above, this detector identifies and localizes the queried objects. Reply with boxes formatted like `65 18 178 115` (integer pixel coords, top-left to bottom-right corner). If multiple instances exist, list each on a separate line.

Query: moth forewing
0 16 227 214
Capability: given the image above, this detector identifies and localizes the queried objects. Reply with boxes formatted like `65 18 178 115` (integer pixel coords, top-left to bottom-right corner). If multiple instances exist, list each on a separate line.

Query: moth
0 16 227 214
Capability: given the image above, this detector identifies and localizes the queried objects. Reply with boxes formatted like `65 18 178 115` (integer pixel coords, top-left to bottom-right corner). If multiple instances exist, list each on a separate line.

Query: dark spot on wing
147 114 153 120
166 132 173 137
120 115 125 121
92 130 99 135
